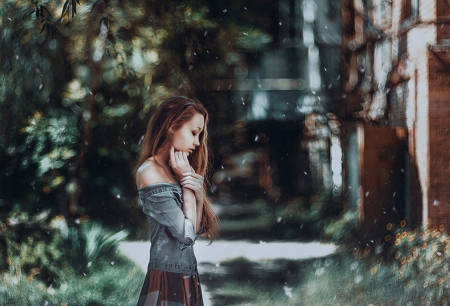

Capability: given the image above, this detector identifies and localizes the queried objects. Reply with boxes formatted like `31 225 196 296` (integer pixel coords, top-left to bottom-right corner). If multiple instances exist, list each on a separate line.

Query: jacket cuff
177 218 196 251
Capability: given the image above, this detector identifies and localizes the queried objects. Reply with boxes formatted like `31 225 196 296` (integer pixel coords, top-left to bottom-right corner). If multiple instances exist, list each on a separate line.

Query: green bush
0 209 62 279
58 218 130 274
322 209 359 242
0 255 143 306
0 213 144 305
389 226 450 304
293 227 450 305
202 226 450 305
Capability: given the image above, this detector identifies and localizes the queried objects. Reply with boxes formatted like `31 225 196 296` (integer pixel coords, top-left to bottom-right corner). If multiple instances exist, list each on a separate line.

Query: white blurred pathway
119 240 336 306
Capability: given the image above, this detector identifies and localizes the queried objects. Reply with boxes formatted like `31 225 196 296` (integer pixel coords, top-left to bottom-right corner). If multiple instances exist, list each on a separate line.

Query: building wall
435 0 449 19
387 84 408 127
407 25 436 228
341 0 450 231
427 50 450 229
420 0 436 22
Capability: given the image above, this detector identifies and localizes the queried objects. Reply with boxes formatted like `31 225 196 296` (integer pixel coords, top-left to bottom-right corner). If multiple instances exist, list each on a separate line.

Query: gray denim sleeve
142 191 198 250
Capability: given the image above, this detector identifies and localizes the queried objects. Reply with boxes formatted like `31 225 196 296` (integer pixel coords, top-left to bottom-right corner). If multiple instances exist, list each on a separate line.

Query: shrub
0 255 143 306
57 217 130 274
0 213 143 305
389 226 450 304
202 225 450 305
322 209 359 242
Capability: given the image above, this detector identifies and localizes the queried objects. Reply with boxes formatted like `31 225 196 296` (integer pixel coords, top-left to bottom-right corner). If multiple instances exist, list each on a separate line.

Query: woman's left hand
180 169 204 204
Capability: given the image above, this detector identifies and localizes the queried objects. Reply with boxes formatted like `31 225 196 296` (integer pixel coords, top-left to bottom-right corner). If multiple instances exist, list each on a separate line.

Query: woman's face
171 112 205 156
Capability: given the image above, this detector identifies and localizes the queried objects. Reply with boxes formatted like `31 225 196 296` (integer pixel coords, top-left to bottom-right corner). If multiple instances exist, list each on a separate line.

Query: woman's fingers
181 173 204 186
181 175 204 188
180 178 203 188
181 172 203 180
170 146 183 169
181 181 200 190
182 151 189 163
170 146 176 164
180 172 204 203
174 151 182 164
180 174 202 183
169 148 192 177
170 145 175 158
175 151 186 164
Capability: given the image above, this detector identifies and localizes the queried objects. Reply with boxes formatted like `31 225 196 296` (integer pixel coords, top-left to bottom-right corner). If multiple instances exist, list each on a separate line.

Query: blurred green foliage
0 212 129 278
217 192 340 240
322 209 359 242
0 0 272 234
0 213 140 305
389 226 450 303
201 227 450 305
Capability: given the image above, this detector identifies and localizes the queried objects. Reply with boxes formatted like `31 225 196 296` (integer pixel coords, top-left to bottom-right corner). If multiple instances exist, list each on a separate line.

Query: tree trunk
69 4 109 217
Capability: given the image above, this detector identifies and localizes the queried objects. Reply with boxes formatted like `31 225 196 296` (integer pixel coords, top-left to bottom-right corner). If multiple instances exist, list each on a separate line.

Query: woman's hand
180 169 204 205
169 146 191 179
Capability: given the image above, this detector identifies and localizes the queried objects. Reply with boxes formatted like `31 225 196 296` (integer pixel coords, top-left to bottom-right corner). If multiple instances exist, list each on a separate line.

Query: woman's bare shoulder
136 159 168 189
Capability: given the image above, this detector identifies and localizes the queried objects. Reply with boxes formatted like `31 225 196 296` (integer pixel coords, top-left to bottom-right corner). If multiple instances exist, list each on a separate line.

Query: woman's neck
153 151 170 169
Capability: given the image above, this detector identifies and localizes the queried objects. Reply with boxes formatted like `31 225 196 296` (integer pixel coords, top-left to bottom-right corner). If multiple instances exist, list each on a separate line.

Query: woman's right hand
169 146 192 180
180 169 204 205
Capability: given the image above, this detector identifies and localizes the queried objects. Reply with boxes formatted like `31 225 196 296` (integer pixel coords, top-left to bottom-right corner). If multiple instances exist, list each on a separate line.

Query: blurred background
2 0 450 305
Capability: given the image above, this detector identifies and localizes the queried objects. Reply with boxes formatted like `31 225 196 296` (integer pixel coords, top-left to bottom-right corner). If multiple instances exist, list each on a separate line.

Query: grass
0 254 144 305
202 254 420 306
201 226 450 306
3 202 448 305
215 194 339 241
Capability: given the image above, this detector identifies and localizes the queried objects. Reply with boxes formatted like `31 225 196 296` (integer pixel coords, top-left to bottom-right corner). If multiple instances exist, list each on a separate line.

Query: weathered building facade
341 0 450 232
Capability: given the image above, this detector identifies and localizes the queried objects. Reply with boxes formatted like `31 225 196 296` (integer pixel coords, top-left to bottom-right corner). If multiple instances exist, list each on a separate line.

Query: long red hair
135 96 219 242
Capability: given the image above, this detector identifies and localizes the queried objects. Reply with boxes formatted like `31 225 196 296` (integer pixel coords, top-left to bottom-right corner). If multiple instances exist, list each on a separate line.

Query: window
402 0 419 21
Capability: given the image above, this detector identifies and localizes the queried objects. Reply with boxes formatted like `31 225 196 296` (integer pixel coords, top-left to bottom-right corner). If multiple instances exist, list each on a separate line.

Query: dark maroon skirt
136 269 204 306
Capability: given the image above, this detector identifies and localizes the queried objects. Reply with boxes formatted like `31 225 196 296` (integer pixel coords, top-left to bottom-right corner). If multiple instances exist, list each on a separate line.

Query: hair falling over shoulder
135 96 219 243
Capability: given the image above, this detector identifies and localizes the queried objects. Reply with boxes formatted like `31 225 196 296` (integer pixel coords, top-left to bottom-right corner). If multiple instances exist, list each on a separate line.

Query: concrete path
119 239 337 270
119 240 336 306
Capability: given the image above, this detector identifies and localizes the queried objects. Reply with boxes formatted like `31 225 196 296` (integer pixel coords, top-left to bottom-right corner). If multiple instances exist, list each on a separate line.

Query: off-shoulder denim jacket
138 183 202 275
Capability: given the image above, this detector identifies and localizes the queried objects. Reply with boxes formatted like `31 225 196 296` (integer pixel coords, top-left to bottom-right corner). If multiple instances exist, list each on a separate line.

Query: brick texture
437 24 450 43
436 0 450 18
427 52 450 230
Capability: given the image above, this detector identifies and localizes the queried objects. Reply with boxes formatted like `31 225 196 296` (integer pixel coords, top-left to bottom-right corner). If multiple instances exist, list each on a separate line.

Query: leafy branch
31 0 81 35
61 0 80 21
31 1 53 34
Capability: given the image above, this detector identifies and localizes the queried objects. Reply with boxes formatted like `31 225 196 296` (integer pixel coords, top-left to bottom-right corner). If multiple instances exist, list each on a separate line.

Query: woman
135 96 219 306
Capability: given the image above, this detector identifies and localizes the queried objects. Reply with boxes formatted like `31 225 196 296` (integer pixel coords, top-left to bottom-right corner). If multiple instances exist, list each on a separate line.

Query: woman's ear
166 127 174 142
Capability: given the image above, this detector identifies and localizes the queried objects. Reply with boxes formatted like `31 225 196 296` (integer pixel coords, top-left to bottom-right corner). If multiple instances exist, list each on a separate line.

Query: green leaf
61 0 69 19
72 0 77 18
100 230 129 252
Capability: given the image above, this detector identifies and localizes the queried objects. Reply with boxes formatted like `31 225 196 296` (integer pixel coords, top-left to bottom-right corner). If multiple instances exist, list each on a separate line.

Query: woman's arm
182 187 197 232
180 170 204 232
140 190 198 249
170 147 200 232
195 197 203 232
